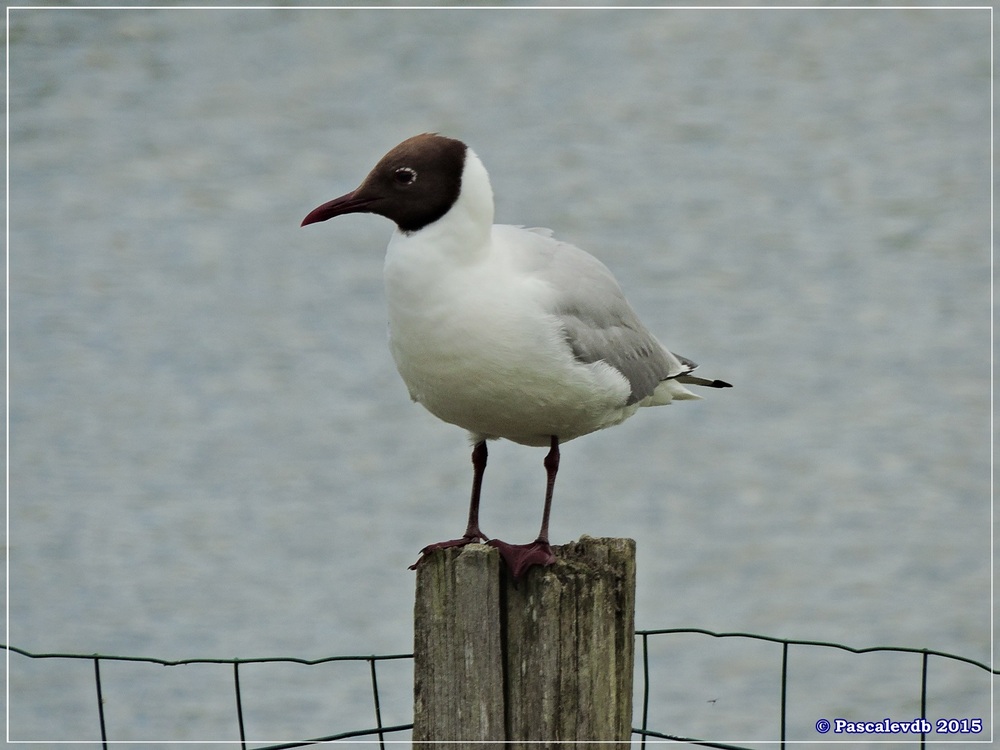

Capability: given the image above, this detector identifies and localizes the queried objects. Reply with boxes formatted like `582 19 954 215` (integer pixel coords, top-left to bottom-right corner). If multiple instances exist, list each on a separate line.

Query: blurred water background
7 4 992 747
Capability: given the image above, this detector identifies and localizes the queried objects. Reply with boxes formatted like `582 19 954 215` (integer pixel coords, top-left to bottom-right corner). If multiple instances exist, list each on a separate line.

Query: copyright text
815 717 982 735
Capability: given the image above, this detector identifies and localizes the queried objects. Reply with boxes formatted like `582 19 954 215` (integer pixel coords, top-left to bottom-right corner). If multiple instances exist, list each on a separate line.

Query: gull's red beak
301 190 377 227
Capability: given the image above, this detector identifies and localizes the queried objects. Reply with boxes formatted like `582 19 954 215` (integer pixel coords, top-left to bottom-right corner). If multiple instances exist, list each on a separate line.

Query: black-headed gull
302 133 730 579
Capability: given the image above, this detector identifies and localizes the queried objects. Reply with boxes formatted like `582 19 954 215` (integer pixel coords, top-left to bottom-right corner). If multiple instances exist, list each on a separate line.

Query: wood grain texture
413 537 636 748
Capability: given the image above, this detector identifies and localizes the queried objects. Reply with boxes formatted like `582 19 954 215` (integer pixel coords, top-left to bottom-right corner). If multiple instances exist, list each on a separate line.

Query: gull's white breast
383 225 636 447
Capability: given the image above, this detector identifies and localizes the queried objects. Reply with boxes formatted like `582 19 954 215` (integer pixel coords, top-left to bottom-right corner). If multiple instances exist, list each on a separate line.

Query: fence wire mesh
5 628 996 748
633 628 996 749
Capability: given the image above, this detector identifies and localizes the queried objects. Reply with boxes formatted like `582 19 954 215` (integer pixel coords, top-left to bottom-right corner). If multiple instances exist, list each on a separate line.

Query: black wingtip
675 374 733 389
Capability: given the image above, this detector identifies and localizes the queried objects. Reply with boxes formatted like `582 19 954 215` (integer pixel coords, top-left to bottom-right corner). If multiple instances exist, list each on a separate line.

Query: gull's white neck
386 148 494 268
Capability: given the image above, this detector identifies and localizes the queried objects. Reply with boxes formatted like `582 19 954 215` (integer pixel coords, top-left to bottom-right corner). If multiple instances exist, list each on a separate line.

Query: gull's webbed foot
487 538 556 581
408 533 486 570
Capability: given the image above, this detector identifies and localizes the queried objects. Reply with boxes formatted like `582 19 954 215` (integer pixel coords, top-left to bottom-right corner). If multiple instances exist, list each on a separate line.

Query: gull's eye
394 167 417 186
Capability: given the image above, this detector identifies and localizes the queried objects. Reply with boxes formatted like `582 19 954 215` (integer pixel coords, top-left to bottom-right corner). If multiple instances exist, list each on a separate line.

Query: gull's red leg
409 441 489 569
488 436 559 580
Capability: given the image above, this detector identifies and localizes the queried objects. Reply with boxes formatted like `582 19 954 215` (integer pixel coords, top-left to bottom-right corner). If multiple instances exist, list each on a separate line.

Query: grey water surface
7 6 992 748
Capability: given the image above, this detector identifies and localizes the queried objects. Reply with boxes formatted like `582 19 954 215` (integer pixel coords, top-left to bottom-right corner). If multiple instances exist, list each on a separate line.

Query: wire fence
4 646 412 749
633 628 997 750
5 628 996 748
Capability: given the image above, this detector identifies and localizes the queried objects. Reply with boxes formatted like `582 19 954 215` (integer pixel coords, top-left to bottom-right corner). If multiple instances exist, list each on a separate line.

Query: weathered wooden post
412 543 505 742
413 536 636 747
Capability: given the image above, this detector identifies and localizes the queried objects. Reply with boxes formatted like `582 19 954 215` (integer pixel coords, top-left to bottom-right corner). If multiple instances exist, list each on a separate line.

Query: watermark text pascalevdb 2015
814 717 983 735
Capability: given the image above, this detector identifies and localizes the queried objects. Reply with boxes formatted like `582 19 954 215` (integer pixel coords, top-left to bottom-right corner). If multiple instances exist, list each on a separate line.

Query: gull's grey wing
557 299 692 404
502 226 695 404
